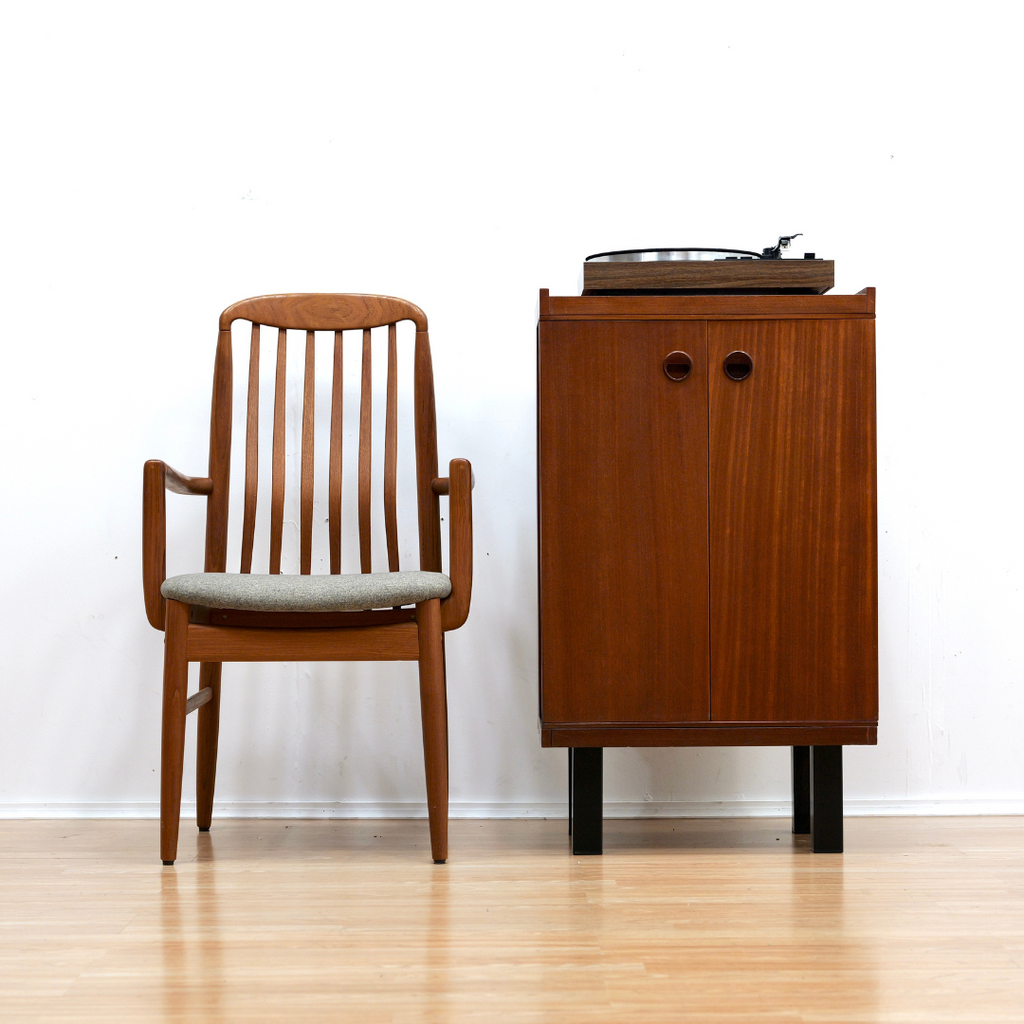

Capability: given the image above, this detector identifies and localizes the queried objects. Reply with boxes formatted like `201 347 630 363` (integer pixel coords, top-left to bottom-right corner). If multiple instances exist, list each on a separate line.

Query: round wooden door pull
663 351 692 381
724 351 753 381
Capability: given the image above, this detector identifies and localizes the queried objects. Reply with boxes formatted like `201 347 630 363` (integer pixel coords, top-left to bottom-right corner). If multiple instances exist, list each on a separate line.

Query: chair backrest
203 294 442 578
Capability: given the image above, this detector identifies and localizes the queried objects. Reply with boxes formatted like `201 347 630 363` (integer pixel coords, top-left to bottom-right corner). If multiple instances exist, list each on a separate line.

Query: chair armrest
439 458 473 631
143 460 212 630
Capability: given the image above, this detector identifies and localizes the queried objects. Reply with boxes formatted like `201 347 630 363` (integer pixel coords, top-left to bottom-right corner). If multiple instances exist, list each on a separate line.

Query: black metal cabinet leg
571 747 603 855
568 748 573 835
792 746 810 834
811 745 843 853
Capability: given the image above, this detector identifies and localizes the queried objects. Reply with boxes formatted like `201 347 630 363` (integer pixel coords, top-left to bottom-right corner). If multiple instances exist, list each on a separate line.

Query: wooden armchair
143 294 472 865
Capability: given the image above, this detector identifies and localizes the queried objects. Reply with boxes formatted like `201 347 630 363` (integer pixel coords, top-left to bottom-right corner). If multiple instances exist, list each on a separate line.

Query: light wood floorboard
1 817 1022 1022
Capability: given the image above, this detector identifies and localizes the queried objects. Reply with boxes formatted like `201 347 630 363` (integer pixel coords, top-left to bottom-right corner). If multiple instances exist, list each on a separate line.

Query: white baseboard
1 799 1022 819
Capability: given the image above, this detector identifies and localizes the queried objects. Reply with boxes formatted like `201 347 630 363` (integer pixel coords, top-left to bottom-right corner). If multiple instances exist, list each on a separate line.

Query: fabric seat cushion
161 571 451 613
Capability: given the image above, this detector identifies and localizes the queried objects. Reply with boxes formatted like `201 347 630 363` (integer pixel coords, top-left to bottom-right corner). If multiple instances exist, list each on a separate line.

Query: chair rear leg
416 598 449 864
196 662 222 832
160 600 190 865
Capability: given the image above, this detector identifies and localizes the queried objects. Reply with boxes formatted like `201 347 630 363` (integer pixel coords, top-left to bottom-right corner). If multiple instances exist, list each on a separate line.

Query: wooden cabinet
537 290 878 853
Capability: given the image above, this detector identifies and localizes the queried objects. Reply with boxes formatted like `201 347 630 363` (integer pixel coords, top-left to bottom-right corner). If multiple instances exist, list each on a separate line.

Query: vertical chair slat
328 330 344 574
300 330 315 574
205 328 234 573
384 322 400 572
269 328 287 574
414 328 442 573
240 323 260 573
358 327 372 573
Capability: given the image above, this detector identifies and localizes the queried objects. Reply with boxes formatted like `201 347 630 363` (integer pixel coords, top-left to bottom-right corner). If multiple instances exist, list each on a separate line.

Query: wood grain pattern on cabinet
708 318 877 723
543 724 876 747
543 290 874 321
538 320 710 724
537 292 878 749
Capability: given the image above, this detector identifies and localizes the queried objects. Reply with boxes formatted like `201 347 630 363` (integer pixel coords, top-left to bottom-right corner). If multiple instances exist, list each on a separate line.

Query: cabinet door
539 320 710 724
708 319 877 723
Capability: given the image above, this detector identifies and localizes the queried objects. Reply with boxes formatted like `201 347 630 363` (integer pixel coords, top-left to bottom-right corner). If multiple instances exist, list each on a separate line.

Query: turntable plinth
582 258 834 294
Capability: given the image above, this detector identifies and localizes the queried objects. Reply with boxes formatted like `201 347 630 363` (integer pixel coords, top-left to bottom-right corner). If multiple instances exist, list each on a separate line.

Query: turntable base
581 257 834 294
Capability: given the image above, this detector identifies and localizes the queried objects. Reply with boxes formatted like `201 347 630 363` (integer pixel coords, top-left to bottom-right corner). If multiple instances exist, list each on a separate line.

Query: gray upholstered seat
161 571 451 613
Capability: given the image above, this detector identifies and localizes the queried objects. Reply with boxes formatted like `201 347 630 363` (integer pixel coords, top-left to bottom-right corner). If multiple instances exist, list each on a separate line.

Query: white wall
1 1 1021 818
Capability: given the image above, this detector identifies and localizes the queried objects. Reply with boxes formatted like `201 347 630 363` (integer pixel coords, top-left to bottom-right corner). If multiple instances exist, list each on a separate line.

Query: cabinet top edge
538 288 875 320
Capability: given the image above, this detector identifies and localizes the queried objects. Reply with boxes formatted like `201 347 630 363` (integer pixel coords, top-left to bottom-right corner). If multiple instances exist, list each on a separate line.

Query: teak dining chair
142 294 472 865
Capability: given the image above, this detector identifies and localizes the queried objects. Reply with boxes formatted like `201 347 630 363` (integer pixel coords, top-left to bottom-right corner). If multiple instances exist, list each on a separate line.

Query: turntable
581 234 834 295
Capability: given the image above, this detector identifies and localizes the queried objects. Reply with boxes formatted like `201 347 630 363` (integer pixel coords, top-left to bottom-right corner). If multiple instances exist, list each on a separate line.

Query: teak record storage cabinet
537 288 878 854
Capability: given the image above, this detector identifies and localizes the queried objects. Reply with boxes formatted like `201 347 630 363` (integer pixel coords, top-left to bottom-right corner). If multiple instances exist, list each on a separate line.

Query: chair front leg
160 600 190 864
416 597 449 863
196 662 222 831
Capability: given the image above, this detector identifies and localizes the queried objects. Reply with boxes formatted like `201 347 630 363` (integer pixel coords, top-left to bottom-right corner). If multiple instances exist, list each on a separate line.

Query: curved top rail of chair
219 294 428 333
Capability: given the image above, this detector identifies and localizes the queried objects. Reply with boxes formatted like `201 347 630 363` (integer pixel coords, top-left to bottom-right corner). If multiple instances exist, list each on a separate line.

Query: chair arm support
431 469 475 496
143 460 211 631
165 465 214 496
440 458 473 631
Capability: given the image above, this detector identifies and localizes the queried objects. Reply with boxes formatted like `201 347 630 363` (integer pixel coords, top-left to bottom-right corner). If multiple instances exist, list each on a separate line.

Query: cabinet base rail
545 725 875 747
568 745 844 855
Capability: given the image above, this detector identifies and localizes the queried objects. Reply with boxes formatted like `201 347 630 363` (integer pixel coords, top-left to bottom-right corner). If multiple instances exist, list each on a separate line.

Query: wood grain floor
2 817 1022 1022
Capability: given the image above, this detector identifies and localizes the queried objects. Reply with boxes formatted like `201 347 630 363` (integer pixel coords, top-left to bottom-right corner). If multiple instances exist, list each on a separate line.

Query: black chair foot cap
162 860 175 866
433 859 446 864
198 826 210 832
